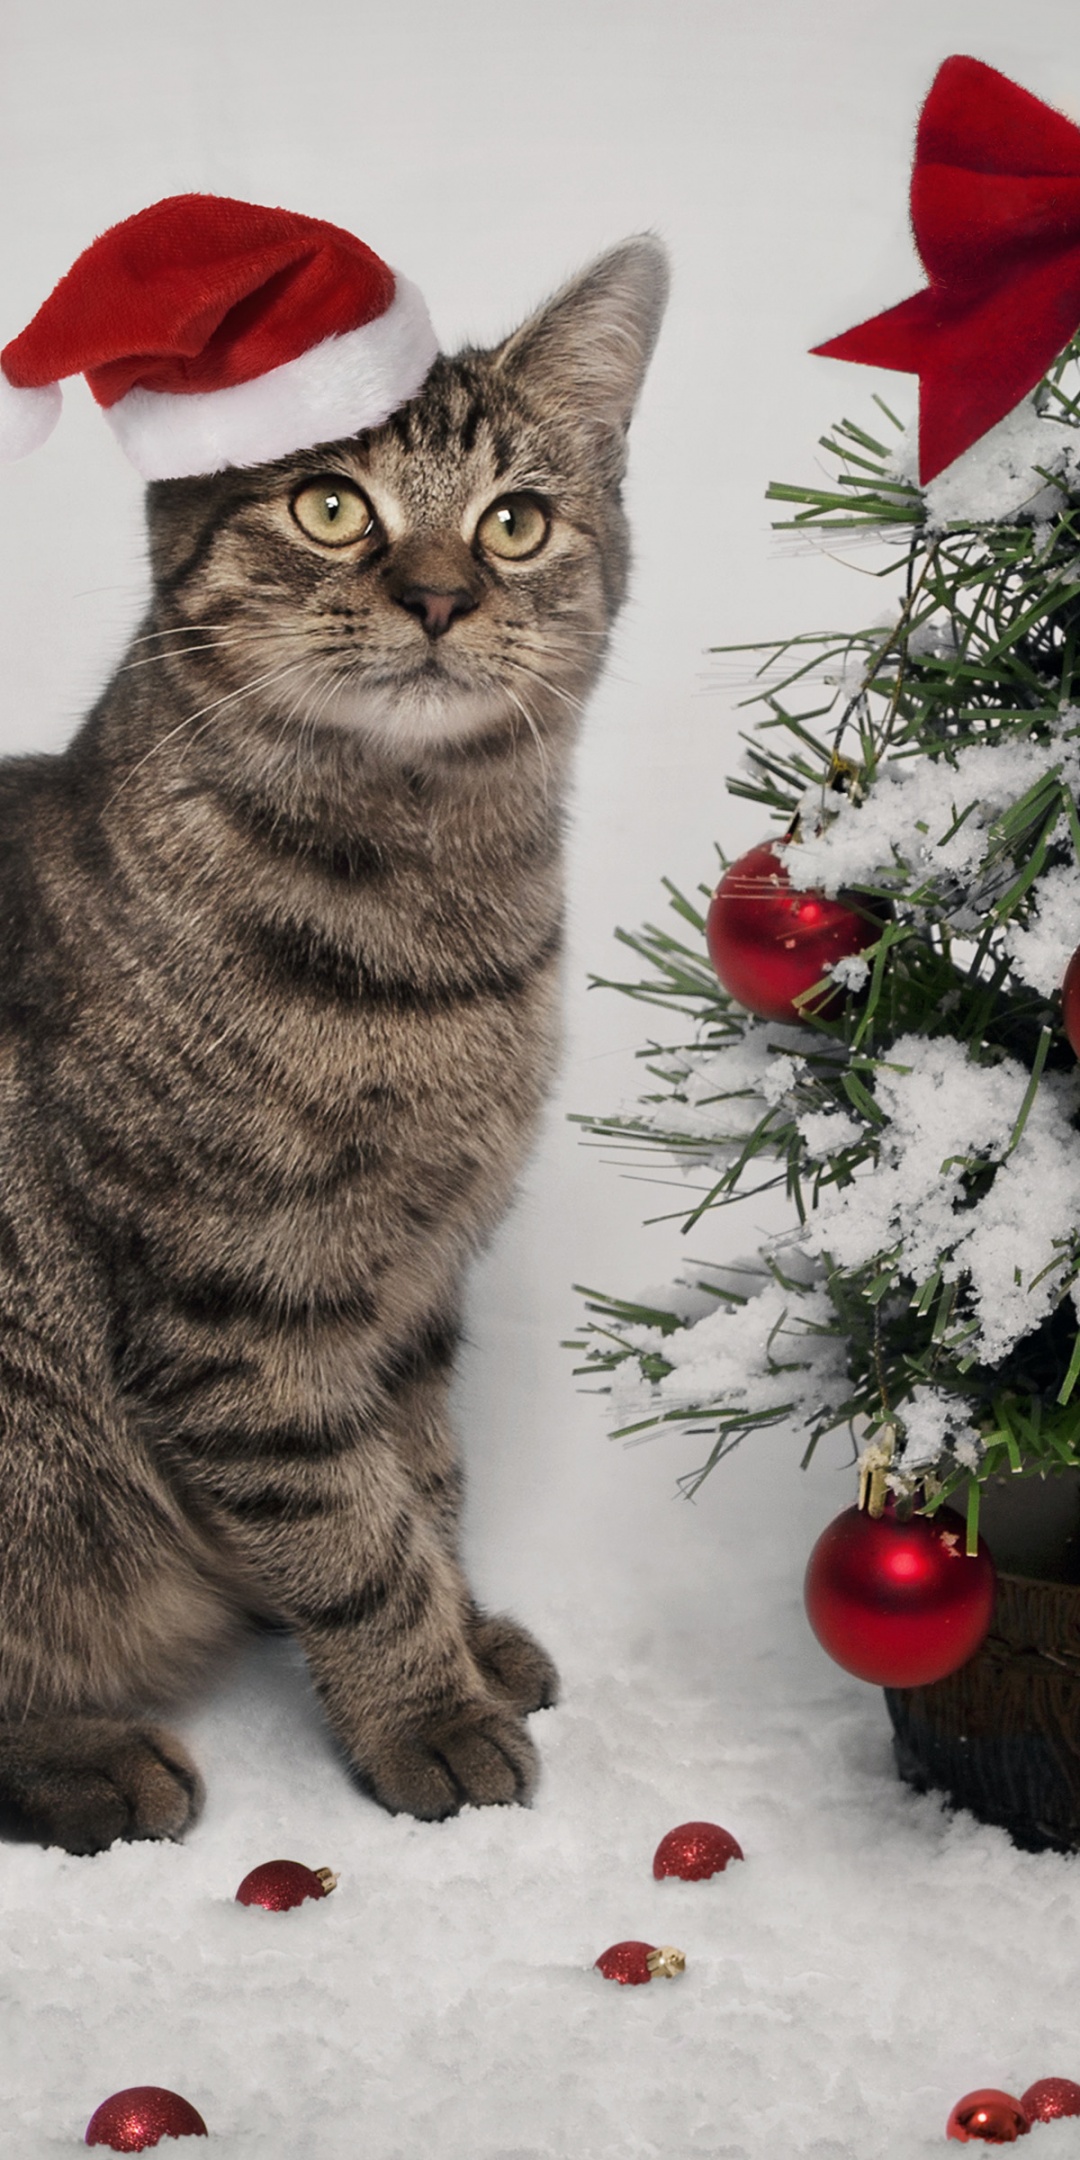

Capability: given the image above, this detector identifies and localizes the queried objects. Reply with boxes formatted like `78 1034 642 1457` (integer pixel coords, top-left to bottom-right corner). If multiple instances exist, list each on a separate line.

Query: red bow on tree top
813 55 1080 483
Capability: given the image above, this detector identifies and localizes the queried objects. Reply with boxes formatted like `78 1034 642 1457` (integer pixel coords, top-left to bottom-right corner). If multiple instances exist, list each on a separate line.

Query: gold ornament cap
314 1867 339 1894
645 1944 686 1979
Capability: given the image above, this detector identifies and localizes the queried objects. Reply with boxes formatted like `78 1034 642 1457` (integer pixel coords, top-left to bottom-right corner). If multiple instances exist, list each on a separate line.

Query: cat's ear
493 235 669 441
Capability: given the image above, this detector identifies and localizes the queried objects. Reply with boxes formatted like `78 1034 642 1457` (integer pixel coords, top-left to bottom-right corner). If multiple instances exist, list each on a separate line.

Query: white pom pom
0 370 62 459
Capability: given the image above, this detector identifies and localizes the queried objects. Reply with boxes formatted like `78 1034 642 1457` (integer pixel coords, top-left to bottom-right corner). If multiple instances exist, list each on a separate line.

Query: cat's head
144 237 668 762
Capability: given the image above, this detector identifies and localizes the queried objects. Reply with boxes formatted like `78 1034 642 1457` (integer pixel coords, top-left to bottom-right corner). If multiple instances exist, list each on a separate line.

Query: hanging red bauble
234 1859 338 1911
1020 2078 1080 2122
652 1821 743 1880
804 1503 996 1688
85 2087 208 2151
1061 947 1080 1058
594 1940 686 1984
705 841 877 1025
946 2089 1029 2142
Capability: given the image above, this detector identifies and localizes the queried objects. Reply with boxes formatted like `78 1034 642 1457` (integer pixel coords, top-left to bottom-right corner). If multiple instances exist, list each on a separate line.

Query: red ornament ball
1062 946 1080 1058
804 1504 996 1688
595 1940 655 1985
652 1821 743 1880
946 2089 1029 2142
234 1859 337 1911
85 2087 208 2151
1020 2078 1080 2122
705 841 877 1025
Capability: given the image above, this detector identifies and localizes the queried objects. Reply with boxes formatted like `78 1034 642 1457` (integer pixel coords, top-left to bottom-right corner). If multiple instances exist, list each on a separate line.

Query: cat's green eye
290 478 376 548
475 493 550 563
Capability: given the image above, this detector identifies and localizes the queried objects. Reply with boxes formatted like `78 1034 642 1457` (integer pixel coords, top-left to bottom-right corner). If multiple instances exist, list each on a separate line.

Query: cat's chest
109 835 563 1235
107 861 563 1415
39 769 564 1294
197 790 561 1081
93 863 562 1412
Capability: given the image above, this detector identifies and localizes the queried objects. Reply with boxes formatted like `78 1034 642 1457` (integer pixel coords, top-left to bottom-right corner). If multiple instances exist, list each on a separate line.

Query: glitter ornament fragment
1019 2077 1080 2122
594 1939 685 1984
946 2088 1030 2142
85 2087 208 2150
652 1820 743 1880
234 1858 338 1910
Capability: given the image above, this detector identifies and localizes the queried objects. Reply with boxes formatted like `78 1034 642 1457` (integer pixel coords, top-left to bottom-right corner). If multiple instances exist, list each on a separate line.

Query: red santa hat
0 193 438 481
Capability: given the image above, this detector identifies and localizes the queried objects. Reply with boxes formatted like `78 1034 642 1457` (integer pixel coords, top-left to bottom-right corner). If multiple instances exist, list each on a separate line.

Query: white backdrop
6 0 1078 1594
4 7 1080 2155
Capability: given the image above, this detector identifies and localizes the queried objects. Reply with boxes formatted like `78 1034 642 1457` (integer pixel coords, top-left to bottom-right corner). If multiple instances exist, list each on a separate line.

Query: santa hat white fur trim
0 370 63 460
104 273 438 481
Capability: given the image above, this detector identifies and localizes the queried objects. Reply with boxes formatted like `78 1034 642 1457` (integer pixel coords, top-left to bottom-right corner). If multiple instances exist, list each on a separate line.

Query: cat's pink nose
395 585 478 639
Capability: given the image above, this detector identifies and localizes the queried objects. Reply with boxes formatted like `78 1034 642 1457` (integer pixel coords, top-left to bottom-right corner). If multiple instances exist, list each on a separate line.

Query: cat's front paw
469 1611 560 1714
0 1716 204 1855
360 1698 539 1819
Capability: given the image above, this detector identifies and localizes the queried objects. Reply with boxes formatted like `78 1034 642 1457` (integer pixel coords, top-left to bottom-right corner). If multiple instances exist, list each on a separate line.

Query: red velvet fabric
813 55 1080 482
1 194 395 407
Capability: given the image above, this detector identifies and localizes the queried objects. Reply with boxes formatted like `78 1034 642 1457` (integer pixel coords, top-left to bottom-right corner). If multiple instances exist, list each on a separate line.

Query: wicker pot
885 1574 1080 1851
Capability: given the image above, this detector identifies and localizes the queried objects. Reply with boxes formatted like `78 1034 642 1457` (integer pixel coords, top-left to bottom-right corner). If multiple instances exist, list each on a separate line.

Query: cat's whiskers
500 651 588 724
505 624 610 674
124 620 326 660
272 659 343 788
507 608 611 642
103 658 314 812
294 663 357 777
244 651 356 812
125 622 244 647
264 685 318 802
500 680 552 805
502 620 606 681
117 638 254 676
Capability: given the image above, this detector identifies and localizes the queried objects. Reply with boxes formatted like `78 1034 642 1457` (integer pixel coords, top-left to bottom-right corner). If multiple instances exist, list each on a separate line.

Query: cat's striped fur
0 237 667 1851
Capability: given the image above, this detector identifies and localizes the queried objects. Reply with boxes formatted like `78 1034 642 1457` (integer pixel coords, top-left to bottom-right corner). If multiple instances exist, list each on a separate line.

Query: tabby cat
0 237 667 1853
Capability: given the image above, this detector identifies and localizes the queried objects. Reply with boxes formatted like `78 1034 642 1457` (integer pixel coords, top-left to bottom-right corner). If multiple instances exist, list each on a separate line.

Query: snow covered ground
4 1 1080 2151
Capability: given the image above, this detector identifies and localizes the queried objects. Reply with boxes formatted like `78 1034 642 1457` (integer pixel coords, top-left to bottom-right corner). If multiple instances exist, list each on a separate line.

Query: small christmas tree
570 56 1080 1559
